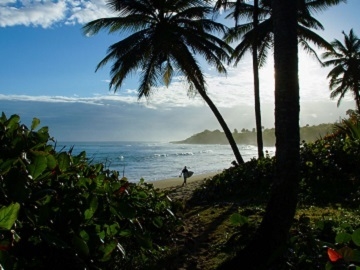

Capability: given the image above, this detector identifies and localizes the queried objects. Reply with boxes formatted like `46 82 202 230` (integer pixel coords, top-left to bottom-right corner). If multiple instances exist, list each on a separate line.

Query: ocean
55 141 276 182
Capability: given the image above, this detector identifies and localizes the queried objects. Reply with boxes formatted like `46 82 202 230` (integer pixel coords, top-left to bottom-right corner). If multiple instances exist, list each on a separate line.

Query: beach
151 171 220 189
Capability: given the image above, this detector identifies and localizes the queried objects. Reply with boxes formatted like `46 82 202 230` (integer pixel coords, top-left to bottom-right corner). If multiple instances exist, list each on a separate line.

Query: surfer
179 166 189 186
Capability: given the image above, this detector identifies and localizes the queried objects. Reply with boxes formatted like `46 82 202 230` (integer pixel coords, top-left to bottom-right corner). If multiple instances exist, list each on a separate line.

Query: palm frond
83 16 151 36
224 23 253 44
171 42 206 94
304 0 347 14
257 35 272 68
163 60 174 87
298 13 324 30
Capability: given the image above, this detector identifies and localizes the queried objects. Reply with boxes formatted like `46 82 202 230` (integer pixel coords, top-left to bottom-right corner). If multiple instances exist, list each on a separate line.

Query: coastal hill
171 123 334 146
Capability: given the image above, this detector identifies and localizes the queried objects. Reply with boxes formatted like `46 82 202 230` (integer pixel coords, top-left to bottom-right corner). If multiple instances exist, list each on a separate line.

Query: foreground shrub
0 113 178 269
189 155 275 205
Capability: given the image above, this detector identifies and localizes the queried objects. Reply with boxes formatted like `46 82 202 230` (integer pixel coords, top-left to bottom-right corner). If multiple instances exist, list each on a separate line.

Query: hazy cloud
0 97 352 142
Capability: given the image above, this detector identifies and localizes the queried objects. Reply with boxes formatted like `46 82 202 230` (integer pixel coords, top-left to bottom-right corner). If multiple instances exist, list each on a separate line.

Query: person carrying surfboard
180 166 189 186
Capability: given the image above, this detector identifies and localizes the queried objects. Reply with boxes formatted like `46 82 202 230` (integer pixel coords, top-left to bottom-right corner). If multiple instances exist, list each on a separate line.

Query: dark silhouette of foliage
322 29 360 111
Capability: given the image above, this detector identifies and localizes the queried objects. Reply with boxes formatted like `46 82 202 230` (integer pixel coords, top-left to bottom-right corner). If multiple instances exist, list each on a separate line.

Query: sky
0 0 359 142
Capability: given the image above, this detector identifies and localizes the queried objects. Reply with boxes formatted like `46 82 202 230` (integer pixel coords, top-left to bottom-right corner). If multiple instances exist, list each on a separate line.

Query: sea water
55 141 275 182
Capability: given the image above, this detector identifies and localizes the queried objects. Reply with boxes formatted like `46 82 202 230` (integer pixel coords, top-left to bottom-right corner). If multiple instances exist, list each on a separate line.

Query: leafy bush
0 113 178 269
189 154 275 205
299 136 360 206
191 124 360 207
189 112 360 269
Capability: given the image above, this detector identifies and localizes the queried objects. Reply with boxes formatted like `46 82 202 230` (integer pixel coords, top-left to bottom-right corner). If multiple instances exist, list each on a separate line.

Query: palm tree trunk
197 89 245 165
219 0 300 268
252 0 264 159
355 85 360 112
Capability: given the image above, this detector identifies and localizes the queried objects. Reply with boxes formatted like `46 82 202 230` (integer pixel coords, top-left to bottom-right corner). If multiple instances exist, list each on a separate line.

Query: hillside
171 123 334 146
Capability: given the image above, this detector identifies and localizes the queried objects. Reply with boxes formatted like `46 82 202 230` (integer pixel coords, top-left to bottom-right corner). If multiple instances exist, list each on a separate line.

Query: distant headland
171 123 334 146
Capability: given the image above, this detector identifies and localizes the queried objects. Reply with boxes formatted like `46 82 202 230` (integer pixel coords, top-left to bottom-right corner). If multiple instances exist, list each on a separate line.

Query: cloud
0 0 114 28
0 0 67 27
66 0 114 25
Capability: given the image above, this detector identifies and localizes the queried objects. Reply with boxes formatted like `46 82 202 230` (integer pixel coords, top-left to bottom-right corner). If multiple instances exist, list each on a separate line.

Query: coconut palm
215 0 271 159
83 0 245 164
214 0 344 159
322 29 360 112
219 0 300 268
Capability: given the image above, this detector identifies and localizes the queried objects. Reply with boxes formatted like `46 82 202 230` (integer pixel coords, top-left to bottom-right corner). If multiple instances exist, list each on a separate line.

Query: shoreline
150 171 222 189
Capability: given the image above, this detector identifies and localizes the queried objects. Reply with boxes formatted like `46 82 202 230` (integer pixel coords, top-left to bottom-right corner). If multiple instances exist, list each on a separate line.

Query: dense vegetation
179 111 360 269
172 123 333 146
1 0 359 268
1 111 360 269
0 113 178 270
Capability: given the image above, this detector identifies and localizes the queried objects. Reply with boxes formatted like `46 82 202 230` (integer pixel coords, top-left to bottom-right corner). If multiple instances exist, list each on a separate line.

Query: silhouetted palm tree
219 1 343 268
219 0 300 268
83 0 245 164
214 0 344 158
322 29 360 111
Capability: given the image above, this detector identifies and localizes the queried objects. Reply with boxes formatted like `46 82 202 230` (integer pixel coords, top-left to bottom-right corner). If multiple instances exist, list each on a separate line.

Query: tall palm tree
83 0 245 164
214 0 344 158
251 0 264 159
322 29 360 112
219 0 300 268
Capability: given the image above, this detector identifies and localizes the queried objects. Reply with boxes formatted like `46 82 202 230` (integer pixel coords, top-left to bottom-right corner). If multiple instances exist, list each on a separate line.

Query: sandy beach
150 170 222 189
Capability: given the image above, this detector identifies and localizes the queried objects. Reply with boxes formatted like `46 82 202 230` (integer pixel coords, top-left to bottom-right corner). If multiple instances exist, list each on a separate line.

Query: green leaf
137 191 148 199
46 154 57 170
28 155 47 180
79 230 89 241
6 115 20 129
84 197 98 220
31 117 40 130
106 223 119 236
352 228 360 246
339 246 354 262
0 159 16 174
0 203 20 230
152 217 163 228
335 232 352 244
119 229 132 237
36 126 50 142
315 220 325 230
230 213 248 226
72 235 90 256
58 152 70 172
100 240 117 262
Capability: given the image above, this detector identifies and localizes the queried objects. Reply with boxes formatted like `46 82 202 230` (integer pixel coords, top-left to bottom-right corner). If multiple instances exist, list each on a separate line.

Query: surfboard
187 171 194 178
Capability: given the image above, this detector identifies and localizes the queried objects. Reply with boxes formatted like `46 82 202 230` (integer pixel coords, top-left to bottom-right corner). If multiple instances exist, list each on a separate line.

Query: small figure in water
179 166 189 186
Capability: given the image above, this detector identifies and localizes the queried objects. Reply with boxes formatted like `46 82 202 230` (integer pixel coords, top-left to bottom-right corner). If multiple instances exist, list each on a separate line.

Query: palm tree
215 0 267 159
83 0 245 164
251 0 264 159
322 29 360 112
214 0 344 159
219 0 300 268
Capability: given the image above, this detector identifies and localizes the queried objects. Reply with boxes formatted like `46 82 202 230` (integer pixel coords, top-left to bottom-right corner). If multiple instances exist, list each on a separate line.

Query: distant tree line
171 123 334 146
